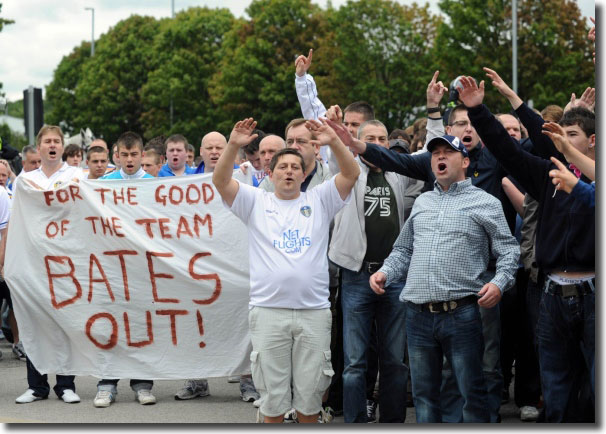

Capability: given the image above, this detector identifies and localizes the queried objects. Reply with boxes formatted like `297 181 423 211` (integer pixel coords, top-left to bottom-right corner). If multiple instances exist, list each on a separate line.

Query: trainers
61 389 80 403
16 389 46 404
283 408 298 423
366 399 377 423
240 377 260 402
12 341 26 361
319 406 334 423
136 389 156 405
227 375 240 383
174 379 210 400
520 405 539 422
253 398 261 408
93 390 115 408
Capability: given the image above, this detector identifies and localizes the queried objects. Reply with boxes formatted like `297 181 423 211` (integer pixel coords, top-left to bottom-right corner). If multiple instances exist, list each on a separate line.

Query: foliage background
5 0 595 148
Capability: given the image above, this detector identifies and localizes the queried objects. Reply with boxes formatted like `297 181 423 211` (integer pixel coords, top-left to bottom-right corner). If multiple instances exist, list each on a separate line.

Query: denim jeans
97 379 153 393
341 268 407 423
407 302 489 423
440 304 501 422
26 357 75 398
536 289 595 422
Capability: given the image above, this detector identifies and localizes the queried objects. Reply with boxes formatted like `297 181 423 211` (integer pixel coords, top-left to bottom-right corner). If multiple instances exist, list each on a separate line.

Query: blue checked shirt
379 178 519 304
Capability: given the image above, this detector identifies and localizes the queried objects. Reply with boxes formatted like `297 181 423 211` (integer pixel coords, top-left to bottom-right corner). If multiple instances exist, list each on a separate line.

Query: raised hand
427 70 447 107
457 76 485 108
295 49 313 77
549 156 579 194
483 67 515 99
565 87 595 112
228 118 258 148
305 118 338 146
325 105 343 124
542 122 570 154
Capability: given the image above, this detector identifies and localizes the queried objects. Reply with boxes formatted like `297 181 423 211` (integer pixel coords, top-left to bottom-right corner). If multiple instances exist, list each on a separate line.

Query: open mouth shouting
437 162 447 175
461 135 473 149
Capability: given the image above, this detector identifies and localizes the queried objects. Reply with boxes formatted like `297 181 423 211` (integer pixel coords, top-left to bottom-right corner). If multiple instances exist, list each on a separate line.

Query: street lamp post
85 7 95 56
170 0 174 128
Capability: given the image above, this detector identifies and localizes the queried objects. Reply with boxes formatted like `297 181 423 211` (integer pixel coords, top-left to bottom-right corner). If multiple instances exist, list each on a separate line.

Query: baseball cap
427 135 468 157
388 139 410 153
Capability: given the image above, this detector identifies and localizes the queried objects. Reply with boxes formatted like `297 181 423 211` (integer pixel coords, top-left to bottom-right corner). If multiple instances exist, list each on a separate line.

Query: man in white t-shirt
7 125 83 405
213 117 359 423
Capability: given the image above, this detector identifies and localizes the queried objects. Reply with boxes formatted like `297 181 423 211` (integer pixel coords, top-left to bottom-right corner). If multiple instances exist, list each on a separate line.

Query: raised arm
425 70 447 146
212 118 258 207
294 49 327 120
542 122 595 181
306 119 359 200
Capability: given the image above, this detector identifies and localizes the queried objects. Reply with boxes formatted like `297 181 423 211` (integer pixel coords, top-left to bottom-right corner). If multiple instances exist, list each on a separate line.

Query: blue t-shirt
158 164 197 177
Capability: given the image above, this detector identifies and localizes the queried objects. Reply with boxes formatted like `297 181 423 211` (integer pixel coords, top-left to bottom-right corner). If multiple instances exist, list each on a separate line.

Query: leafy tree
435 0 594 112
73 15 161 144
331 0 441 130
45 41 92 134
140 7 235 147
6 99 23 118
209 0 335 135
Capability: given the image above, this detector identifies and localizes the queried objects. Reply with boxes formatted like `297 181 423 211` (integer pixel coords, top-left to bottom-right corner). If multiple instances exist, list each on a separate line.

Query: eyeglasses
451 120 471 128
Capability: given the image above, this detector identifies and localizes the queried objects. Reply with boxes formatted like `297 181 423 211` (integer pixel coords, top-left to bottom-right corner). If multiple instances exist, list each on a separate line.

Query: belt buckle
561 284 578 298
428 303 440 313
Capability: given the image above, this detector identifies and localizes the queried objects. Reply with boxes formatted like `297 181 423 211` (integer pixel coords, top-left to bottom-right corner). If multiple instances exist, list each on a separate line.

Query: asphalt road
0 339 528 424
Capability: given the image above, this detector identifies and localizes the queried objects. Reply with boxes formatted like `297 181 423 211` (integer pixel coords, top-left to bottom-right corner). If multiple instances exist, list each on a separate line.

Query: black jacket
468 104 594 273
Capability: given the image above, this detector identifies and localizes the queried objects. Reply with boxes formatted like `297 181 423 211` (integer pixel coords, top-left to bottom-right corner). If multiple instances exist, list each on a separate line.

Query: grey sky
0 0 597 102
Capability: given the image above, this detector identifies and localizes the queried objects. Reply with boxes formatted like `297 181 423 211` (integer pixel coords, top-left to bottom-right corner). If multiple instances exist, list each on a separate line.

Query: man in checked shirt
369 135 519 423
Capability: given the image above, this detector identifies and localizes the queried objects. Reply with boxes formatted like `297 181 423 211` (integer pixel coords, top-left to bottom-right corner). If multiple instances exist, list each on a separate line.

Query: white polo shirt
228 175 350 309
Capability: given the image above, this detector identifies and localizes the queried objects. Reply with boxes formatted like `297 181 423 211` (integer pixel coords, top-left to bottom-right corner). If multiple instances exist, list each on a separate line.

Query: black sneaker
366 399 377 423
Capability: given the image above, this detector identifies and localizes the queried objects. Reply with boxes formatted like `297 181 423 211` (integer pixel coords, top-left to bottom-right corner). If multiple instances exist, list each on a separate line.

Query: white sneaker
227 375 241 383
93 390 115 408
520 405 539 421
16 389 46 404
136 389 156 405
61 389 80 403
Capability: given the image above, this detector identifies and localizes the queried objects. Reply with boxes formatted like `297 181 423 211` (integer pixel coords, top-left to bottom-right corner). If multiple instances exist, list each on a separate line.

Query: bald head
497 114 522 141
200 131 227 173
259 135 286 173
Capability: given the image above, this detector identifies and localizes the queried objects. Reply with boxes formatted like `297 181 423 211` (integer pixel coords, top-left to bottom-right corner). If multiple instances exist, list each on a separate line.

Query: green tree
74 15 161 144
331 0 441 130
45 41 92 134
140 7 235 147
435 0 594 112
209 0 335 135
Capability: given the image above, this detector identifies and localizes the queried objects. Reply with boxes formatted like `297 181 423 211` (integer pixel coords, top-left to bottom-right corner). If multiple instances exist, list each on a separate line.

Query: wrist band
428 115 442 120
427 107 441 114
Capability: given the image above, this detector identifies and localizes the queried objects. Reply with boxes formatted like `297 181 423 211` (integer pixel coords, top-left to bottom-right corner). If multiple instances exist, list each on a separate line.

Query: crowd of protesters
0 17 595 424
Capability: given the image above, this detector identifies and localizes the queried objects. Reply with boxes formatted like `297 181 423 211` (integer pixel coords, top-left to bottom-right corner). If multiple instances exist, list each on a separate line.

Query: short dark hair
87 146 108 160
447 104 468 126
116 131 144 152
559 107 595 137
269 148 306 174
388 129 411 142
285 118 316 142
143 149 163 165
243 129 265 155
165 134 189 149
145 135 166 156
344 101 375 121
62 144 82 161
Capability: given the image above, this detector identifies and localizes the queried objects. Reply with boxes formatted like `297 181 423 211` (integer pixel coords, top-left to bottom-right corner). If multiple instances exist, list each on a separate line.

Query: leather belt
361 261 383 274
417 295 477 314
544 278 595 298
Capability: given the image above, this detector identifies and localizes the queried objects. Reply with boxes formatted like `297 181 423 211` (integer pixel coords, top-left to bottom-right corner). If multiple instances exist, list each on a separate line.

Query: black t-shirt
363 170 399 263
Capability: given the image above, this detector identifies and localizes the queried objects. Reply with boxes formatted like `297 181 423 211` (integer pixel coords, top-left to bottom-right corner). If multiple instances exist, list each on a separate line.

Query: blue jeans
440 305 502 422
341 268 407 423
406 302 489 423
536 289 595 422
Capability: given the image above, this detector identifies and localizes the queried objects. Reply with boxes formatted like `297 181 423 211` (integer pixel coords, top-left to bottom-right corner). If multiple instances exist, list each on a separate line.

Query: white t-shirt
15 162 85 193
229 175 350 309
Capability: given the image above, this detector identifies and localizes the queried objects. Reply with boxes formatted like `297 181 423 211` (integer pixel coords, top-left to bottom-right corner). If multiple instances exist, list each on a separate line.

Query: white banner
5 172 252 379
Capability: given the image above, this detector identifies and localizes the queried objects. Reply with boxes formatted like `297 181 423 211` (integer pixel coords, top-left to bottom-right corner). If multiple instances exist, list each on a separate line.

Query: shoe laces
97 390 112 399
